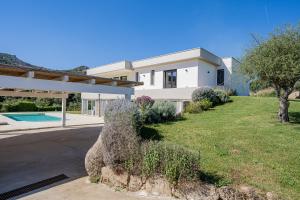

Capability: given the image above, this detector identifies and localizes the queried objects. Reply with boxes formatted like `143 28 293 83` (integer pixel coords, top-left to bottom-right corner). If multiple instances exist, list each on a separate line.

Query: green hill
0 53 89 74
148 96 300 199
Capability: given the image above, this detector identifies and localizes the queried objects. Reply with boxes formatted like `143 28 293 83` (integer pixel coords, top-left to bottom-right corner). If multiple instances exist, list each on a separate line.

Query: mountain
64 65 89 75
0 53 89 74
0 53 45 70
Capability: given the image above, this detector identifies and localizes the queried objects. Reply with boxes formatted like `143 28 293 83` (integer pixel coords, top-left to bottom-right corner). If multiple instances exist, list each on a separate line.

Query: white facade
82 48 249 103
81 48 250 115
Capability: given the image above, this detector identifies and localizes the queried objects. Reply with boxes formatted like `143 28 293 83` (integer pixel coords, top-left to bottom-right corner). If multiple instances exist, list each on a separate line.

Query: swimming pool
3 113 61 122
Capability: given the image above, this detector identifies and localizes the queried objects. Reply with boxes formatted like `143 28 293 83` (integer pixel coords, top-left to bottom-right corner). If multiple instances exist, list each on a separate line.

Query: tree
241 24 300 122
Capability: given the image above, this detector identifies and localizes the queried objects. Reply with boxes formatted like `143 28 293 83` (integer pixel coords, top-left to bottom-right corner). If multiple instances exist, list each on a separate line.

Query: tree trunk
278 92 289 122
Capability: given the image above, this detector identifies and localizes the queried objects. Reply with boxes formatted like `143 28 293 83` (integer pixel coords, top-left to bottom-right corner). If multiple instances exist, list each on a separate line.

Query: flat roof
88 48 222 75
0 64 142 87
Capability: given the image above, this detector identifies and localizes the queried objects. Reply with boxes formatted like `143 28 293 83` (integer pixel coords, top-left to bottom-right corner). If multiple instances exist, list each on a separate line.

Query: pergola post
125 94 131 100
62 97 67 127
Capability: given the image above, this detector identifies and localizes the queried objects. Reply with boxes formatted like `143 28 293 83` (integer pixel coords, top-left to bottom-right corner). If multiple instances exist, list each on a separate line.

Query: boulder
128 175 143 191
144 176 172 196
100 166 129 188
85 135 105 179
174 182 219 200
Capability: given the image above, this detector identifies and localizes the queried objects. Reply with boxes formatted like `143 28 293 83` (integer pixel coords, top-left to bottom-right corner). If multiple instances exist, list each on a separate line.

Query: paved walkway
21 177 173 200
0 126 101 196
0 112 103 133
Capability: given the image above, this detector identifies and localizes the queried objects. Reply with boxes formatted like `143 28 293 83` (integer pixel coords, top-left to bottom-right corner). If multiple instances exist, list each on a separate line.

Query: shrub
85 135 105 179
151 101 176 122
252 88 277 97
294 81 300 91
101 99 142 169
214 89 230 103
67 102 81 111
142 142 201 185
135 96 155 124
37 105 61 111
198 99 213 110
135 96 154 109
104 99 142 132
185 102 203 114
1 101 38 112
226 88 237 96
192 88 219 105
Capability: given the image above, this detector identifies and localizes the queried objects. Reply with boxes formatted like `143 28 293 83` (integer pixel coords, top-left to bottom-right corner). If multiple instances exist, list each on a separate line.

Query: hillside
0 53 89 74
148 96 300 199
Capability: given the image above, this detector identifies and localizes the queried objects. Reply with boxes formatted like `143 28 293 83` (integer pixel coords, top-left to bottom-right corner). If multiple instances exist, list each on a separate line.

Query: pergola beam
0 75 134 96
53 75 69 82
24 71 35 78
0 90 68 99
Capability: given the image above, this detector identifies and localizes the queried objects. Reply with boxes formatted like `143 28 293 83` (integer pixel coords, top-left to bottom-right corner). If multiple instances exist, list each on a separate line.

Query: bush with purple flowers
135 96 155 109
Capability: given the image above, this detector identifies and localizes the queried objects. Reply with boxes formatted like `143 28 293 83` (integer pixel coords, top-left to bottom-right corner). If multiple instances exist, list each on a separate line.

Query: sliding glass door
164 69 177 88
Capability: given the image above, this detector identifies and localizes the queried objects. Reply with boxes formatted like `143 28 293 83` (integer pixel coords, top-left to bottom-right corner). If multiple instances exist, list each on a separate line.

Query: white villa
81 48 250 116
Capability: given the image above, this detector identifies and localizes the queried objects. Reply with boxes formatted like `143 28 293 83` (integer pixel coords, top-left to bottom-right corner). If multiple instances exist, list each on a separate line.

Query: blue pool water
3 113 61 122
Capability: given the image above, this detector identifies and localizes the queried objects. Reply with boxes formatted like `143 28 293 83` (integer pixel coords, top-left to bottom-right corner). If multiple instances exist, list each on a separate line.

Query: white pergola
0 65 141 127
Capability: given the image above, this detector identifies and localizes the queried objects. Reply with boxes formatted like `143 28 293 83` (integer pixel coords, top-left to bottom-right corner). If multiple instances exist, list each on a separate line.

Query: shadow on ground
289 112 300 124
140 126 164 141
0 126 101 197
199 171 230 187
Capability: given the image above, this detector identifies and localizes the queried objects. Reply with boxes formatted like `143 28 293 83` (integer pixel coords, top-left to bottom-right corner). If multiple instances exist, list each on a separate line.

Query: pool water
3 113 61 122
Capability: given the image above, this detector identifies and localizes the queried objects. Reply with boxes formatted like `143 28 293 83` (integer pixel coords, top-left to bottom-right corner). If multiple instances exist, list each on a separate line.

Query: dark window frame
135 72 139 82
217 69 225 86
150 70 155 85
120 76 127 81
164 69 177 88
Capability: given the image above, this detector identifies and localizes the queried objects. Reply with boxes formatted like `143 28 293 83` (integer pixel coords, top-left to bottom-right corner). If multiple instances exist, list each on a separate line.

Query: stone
218 186 247 200
101 166 129 189
85 135 105 178
144 176 172 196
266 192 278 200
174 182 219 200
128 175 143 191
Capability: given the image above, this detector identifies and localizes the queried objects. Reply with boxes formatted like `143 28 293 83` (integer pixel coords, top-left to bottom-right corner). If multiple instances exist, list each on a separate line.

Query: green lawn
147 97 300 199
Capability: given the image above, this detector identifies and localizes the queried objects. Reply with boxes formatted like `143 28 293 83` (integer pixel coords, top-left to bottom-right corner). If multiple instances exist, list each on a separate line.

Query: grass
146 96 300 199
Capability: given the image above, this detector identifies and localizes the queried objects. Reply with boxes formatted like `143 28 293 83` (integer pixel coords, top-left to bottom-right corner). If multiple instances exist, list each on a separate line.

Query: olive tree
241 25 300 122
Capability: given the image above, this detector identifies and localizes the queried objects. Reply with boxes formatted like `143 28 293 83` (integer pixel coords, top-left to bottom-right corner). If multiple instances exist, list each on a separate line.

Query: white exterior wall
135 59 199 90
83 48 250 102
198 60 217 87
221 58 250 96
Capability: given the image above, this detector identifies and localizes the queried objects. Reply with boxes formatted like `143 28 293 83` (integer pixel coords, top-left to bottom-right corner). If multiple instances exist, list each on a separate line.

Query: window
164 69 177 88
135 72 139 82
113 77 120 80
150 70 155 85
217 69 224 86
120 76 127 81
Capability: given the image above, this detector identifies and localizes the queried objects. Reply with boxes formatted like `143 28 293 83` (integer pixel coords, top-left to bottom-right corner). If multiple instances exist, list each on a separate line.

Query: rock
144 176 172 196
218 186 247 200
128 175 143 191
85 135 105 178
266 192 278 200
101 166 129 188
174 182 219 200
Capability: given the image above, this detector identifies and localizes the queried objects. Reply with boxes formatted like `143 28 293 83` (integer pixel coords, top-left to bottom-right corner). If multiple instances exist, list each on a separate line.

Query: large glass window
150 70 155 85
164 69 177 88
120 76 127 81
217 69 224 86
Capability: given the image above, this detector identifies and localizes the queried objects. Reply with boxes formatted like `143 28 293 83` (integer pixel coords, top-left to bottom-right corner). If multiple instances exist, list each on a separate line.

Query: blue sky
1 0 300 70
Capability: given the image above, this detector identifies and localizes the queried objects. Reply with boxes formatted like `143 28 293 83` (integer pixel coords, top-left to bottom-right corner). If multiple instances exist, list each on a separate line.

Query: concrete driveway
0 126 171 200
0 125 101 198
